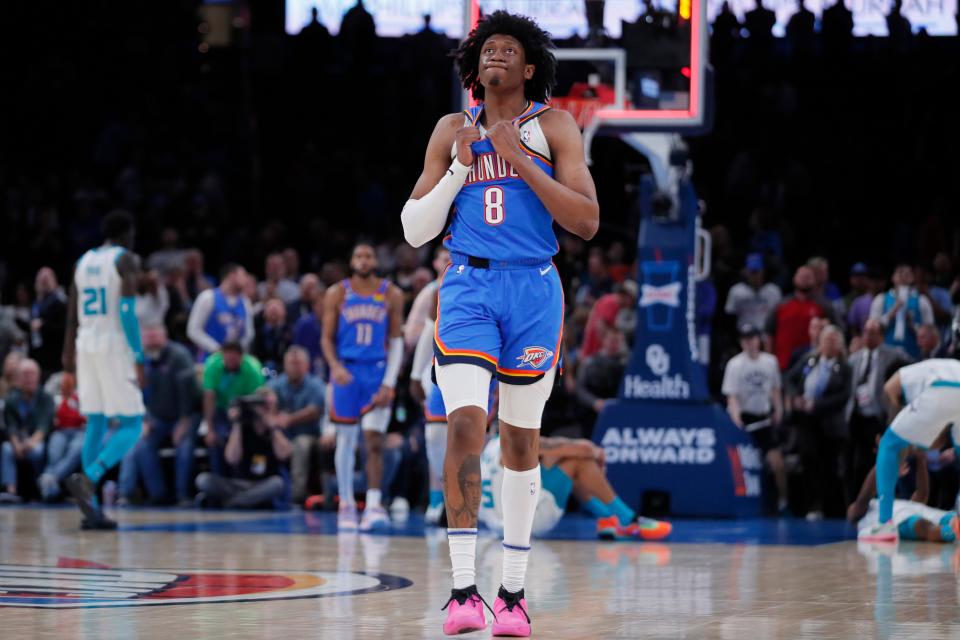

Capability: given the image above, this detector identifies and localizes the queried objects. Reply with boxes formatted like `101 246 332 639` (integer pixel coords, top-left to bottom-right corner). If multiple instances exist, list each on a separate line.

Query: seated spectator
766 265 836 370
724 253 782 333
580 281 637 360
288 273 323 324
187 264 254 362
0 359 54 502
183 249 215 303
195 388 292 509
807 256 841 301
844 263 874 337
722 324 786 514
257 253 300 305
202 342 265 475
917 324 944 360
37 372 86 501
267 346 325 505
869 264 934 359
293 294 326 377
575 328 628 435
253 298 293 374
0 351 24 404
120 324 198 506
29 267 67 376
785 325 852 520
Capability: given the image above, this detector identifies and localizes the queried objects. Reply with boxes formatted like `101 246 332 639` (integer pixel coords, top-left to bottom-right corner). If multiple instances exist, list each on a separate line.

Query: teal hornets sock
940 514 957 542
85 415 143 484
584 497 613 518
429 489 443 508
81 414 108 472
898 515 921 541
608 497 636 524
876 429 910 524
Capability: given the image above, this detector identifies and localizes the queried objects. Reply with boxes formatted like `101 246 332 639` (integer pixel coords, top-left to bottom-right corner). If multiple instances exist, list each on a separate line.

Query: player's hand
332 364 353 386
135 363 146 389
409 379 425 405
372 385 395 408
455 126 482 166
486 121 523 164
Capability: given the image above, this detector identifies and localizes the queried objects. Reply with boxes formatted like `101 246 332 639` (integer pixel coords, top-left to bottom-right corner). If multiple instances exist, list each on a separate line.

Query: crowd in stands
2 2 960 516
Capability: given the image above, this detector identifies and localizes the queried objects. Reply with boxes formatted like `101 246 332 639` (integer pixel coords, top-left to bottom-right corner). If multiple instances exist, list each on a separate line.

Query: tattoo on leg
445 454 481 526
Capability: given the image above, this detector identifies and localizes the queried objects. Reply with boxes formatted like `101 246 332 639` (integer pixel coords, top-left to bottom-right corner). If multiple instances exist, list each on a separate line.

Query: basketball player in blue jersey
321 243 405 533
61 211 146 530
401 11 599 637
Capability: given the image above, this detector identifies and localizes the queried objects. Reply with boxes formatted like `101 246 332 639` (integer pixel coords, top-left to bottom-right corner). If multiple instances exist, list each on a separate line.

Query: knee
1 442 11 456
447 411 485 451
500 432 538 467
365 433 384 457
766 450 785 473
196 472 212 491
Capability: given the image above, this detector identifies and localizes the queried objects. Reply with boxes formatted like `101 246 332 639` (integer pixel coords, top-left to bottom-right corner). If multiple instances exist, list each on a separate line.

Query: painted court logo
0 558 411 609
516 346 553 369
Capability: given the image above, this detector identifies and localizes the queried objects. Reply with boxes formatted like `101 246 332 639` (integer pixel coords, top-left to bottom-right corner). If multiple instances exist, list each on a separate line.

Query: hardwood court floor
2 507 959 639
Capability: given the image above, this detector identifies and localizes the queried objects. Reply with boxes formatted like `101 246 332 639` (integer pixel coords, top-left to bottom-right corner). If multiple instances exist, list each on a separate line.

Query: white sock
366 488 382 509
501 465 540 593
448 528 478 589
335 424 359 506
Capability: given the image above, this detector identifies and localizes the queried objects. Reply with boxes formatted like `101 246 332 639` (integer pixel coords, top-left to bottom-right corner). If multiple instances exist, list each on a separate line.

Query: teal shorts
541 464 573 510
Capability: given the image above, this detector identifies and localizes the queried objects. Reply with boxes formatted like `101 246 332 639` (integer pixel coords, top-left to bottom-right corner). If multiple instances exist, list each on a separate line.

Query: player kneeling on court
480 433 672 542
860 358 960 542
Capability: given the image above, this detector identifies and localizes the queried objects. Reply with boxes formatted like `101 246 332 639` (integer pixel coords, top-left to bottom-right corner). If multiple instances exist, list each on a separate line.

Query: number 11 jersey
337 278 389 362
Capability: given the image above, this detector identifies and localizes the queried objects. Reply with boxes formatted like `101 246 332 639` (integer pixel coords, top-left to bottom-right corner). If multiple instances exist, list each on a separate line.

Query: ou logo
645 344 670 376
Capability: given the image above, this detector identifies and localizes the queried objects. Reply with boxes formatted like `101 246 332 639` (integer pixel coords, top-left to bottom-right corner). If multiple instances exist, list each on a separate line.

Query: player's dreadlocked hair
454 10 557 104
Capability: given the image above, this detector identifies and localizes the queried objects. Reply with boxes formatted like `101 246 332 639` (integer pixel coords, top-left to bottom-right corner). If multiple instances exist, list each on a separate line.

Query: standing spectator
293 294 326 377
575 329 628 435
0 359 54 502
288 273 323 324
187 264 254 361
147 228 185 275
37 372 86 501
722 324 786 514
844 263 873 337
787 316 828 372
183 249 215 303
201 342 265 474
724 253 782 332
196 388 292 509
0 294 25 363
121 324 198 506
576 250 614 306
0 352 23 402
580 281 638 360
29 267 67 376
258 253 300 305
915 266 954 335
267 346 325 505
786 325 852 520
766 266 836 370
282 248 302 281
869 264 934 359
844 319 912 503
135 270 170 329
253 298 293 374
807 256 841 301
917 324 945 360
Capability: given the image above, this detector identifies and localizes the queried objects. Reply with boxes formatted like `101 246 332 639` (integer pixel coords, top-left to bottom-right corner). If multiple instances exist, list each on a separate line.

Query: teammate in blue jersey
321 243 405 533
401 11 599 637
61 210 146 530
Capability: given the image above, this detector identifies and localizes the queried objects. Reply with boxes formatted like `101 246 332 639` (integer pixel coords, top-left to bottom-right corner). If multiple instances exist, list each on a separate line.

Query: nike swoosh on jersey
539 265 552 276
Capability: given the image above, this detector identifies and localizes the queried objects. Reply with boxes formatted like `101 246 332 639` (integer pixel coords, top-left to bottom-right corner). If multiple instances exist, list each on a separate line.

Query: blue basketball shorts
433 256 564 385
330 360 385 424
425 381 496 423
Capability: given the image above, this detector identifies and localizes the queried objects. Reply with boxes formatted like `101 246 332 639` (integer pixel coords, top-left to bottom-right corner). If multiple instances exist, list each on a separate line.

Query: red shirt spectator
55 372 86 430
765 266 836 370
580 282 637 359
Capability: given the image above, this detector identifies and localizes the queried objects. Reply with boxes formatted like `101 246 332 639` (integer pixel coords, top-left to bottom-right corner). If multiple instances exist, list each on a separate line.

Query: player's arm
373 285 406 407
186 290 222 354
726 395 743 428
846 466 877 523
224 420 243 466
402 114 480 247
911 449 929 504
117 251 146 386
883 371 903 418
62 272 79 373
320 284 351 386
486 109 599 240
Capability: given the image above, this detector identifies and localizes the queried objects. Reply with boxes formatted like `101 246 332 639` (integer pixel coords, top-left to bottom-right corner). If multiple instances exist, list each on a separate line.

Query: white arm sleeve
186 289 222 354
401 160 470 248
382 337 405 389
410 318 435 382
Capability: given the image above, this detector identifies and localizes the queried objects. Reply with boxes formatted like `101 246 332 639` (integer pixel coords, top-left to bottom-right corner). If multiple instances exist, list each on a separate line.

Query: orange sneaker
597 515 672 541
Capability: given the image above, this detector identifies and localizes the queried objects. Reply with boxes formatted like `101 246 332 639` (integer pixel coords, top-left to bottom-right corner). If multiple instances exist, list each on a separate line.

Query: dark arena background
2 1 960 638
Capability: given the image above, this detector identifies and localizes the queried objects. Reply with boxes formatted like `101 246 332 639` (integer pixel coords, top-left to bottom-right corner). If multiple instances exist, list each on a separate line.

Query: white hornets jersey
74 246 128 353
899 359 960 404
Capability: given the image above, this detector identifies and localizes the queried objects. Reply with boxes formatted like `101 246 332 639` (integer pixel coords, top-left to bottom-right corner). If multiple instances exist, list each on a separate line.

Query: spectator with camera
722 324 786 514
201 342 265 475
0 358 54 503
195 388 292 509
869 264 934 360
120 324 198 506
266 346 325 505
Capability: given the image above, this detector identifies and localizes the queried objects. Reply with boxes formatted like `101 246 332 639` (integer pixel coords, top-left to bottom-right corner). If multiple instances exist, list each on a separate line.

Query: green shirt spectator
203 350 265 409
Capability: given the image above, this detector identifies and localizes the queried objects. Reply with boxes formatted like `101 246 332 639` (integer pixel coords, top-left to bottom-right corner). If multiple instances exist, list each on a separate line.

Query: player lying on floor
849 450 959 543
479 433 672 541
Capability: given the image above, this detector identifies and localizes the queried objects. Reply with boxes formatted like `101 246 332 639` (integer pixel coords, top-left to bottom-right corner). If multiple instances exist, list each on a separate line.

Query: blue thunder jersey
336 279 389 362
445 102 558 262
204 288 248 349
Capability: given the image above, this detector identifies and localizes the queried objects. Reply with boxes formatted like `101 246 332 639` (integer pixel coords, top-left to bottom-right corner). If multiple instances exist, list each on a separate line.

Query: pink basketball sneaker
441 585 490 635
491 586 531 637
